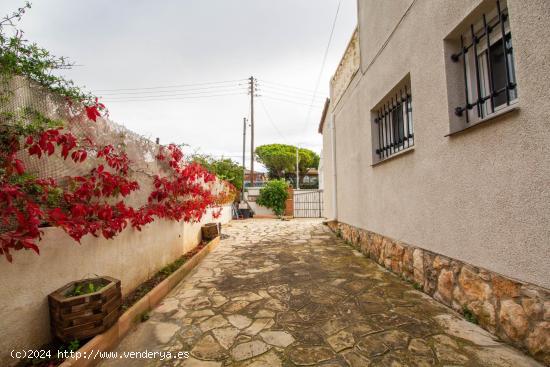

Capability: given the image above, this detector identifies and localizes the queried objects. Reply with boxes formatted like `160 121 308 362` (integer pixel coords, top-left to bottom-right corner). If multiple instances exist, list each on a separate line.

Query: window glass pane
490 37 506 106
407 98 413 143
490 33 516 107
506 36 517 100
478 51 490 115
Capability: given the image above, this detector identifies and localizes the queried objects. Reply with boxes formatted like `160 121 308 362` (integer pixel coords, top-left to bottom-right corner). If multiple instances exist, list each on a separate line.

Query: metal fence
293 190 323 218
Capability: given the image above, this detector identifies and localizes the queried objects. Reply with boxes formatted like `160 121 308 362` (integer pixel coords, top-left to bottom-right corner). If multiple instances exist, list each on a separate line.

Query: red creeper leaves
84 98 105 122
1 117 225 262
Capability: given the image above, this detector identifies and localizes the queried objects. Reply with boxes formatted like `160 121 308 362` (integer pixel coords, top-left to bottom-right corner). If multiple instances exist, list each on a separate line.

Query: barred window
452 0 517 123
373 86 413 161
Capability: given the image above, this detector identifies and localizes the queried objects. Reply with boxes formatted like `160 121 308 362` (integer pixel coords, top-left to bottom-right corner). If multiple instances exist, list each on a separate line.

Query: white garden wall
0 206 231 366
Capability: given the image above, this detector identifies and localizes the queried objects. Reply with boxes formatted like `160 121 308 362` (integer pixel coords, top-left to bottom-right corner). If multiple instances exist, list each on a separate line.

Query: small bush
256 179 289 217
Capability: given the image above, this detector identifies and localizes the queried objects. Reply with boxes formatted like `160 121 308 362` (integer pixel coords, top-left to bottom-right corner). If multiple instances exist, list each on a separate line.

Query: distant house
243 170 267 187
302 168 319 187
283 168 319 189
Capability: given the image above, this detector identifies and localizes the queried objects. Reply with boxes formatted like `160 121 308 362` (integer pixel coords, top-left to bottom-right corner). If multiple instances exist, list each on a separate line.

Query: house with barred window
319 0 549 363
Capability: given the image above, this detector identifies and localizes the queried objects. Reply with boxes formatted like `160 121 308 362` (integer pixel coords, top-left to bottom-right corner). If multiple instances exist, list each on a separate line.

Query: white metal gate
293 190 323 218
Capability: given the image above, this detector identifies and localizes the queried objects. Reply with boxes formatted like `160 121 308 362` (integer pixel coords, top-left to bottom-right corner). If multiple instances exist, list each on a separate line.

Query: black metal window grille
374 86 413 160
452 0 517 122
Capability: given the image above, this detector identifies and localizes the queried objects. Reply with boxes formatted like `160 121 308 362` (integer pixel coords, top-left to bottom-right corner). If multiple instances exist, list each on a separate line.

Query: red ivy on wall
0 106 227 262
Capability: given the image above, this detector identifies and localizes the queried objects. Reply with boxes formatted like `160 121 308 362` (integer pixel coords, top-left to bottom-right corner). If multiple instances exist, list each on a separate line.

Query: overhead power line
103 92 245 103
94 78 247 92
259 98 287 142
101 88 247 100
98 83 245 96
259 80 319 94
258 88 325 102
261 95 324 108
302 0 342 133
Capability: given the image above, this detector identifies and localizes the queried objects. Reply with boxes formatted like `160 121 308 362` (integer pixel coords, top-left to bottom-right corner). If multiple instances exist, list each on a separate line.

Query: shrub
256 179 289 217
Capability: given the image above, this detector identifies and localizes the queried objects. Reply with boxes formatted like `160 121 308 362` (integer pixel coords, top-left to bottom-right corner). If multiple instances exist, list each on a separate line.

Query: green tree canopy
255 144 320 179
190 154 244 191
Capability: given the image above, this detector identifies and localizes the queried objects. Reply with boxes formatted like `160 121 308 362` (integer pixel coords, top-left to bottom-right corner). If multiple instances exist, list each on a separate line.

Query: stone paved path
101 219 542 366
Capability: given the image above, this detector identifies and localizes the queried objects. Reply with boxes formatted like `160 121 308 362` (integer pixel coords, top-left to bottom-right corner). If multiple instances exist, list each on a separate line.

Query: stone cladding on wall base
326 220 550 365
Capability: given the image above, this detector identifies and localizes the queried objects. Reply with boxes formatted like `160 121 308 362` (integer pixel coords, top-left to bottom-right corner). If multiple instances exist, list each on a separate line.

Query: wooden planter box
201 223 220 241
49 276 121 342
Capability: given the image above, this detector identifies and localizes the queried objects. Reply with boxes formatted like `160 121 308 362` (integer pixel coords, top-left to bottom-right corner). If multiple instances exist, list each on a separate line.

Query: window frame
451 0 518 127
371 78 414 164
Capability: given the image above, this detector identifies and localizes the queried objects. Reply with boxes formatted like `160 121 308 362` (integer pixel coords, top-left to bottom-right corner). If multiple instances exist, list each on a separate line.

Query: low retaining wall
327 220 549 364
60 236 222 367
0 206 231 367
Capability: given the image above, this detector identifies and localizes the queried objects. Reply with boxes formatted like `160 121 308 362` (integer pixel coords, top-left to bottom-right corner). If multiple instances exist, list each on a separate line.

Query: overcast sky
1 0 357 169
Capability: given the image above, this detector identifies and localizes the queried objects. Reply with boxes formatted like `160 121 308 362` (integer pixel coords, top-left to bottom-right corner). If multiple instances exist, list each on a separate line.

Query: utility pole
296 146 300 190
242 117 247 199
249 76 255 188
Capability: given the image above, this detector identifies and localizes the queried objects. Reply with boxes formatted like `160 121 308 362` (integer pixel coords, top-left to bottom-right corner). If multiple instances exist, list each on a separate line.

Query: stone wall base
326 220 549 365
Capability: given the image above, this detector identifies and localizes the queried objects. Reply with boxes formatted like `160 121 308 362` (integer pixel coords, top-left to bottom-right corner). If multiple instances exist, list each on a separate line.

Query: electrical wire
101 88 248 100
258 86 325 101
94 78 248 92
259 79 319 94
259 99 287 142
102 92 246 103
97 84 246 96
302 0 342 133
261 95 323 108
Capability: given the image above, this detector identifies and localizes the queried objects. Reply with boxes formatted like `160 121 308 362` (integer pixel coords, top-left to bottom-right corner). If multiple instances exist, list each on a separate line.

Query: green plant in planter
67 339 80 352
68 282 104 297
256 179 289 217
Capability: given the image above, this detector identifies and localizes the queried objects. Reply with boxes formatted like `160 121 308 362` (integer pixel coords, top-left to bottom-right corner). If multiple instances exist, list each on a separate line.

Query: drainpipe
330 113 338 220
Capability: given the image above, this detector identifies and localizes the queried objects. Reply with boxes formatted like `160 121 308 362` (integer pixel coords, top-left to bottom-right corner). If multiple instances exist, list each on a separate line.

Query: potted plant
48 276 121 342
201 223 221 241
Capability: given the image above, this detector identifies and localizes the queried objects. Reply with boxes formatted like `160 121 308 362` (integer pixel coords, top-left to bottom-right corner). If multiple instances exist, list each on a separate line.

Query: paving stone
231 340 271 361
212 326 240 349
288 345 334 365
321 318 349 335
189 309 215 318
243 318 274 336
264 298 288 312
431 335 469 364
232 292 263 302
340 350 371 367
222 300 250 314
408 338 433 356
177 289 204 299
326 330 355 352
349 321 383 337
210 293 229 307
356 335 390 357
435 314 500 346
240 350 282 367
260 330 295 347
182 296 211 310
254 309 276 318
227 314 253 329
153 298 179 314
153 322 180 343
199 314 230 332
464 345 544 367
377 329 410 349
267 284 290 301
191 335 226 360
181 357 222 367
